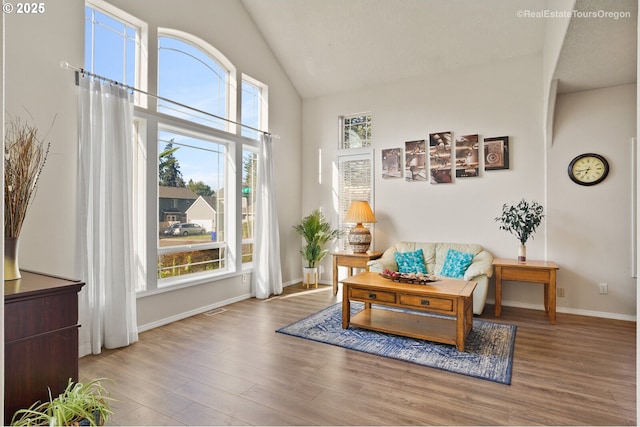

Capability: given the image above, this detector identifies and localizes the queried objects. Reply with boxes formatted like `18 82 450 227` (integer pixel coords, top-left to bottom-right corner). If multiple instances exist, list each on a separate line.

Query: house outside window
157 129 226 282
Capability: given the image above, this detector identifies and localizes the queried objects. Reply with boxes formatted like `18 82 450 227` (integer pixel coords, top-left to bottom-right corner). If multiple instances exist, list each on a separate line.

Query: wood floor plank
79 283 636 426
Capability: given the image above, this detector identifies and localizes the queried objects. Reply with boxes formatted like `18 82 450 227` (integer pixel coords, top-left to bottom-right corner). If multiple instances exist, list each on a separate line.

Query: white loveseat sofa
367 241 494 315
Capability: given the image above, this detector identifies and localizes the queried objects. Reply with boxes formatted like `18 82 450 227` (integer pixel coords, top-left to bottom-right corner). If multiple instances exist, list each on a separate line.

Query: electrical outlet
242 274 248 283
557 288 565 297
598 283 608 295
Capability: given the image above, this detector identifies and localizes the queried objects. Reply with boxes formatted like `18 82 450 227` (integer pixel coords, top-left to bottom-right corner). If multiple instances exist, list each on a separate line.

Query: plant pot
4 237 21 280
303 267 318 289
518 244 526 263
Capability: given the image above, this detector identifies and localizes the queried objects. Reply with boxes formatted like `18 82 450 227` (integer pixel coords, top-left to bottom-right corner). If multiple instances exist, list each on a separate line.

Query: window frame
85 1 268 294
337 112 374 250
241 74 269 140
339 112 372 149
155 123 229 287
85 0 148 107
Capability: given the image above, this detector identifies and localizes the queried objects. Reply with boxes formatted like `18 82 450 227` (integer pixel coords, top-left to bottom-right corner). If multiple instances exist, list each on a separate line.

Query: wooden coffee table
341 272 476 351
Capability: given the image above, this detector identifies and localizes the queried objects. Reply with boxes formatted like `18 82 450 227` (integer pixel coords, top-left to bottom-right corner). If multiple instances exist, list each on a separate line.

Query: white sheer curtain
252 133 283 299
76 76 139 356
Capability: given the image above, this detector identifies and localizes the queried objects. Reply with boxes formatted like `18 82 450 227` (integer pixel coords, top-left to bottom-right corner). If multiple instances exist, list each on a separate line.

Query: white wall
549 84 636 318
4 0 302 329
302 54 637 319
303 54 545 279
5 0 84 276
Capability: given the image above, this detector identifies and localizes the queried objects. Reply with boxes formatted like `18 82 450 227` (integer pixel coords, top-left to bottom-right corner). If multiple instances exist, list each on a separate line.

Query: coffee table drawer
350 288 396 303
399 294 453 311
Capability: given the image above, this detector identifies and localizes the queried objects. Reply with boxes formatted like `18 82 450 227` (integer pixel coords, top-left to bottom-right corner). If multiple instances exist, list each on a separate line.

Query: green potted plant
495 199 545 262
11 378 114 426
293 209 342 287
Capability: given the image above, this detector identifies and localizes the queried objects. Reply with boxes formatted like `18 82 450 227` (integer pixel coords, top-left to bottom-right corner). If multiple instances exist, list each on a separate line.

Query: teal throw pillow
393 249 428 274
440 249 474 279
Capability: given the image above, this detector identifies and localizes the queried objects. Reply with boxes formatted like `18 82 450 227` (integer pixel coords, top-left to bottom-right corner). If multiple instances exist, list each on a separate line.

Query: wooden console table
493 258 560 324
332 251 382 295
4 270 85 422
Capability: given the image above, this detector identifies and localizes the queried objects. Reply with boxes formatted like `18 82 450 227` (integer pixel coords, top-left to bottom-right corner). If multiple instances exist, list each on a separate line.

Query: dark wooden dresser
4 270 84 423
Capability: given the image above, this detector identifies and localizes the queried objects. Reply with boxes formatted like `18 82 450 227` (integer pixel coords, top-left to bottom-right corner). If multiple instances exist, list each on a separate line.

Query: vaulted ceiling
240 0 637 99
554 0 637 93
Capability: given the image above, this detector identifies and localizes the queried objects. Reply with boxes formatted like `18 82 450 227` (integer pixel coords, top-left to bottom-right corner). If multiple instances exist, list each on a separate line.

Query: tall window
241 149 257 263
338 113 374 249
157 130 226 282
154 31 234 285
85 3 267 292
240 75 266 265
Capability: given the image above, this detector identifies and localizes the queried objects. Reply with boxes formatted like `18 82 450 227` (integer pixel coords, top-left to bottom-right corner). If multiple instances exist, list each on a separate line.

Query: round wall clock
567 153 609 186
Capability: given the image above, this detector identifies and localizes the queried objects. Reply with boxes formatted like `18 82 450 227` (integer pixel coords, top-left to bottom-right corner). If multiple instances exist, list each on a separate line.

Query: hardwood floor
79 284 636 426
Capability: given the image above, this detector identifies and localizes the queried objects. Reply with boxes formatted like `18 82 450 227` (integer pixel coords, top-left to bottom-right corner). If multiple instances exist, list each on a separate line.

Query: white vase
518 243 526 263
4 237 21 280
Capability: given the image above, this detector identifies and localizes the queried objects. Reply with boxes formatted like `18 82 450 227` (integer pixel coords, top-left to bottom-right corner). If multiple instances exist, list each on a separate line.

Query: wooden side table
332 251 383 295
493 258 560 324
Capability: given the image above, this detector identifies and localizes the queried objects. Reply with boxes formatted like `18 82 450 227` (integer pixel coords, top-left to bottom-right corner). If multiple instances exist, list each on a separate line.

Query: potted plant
495 199 545 262
293 209 342 287
4 115 51 280
10 378 114 426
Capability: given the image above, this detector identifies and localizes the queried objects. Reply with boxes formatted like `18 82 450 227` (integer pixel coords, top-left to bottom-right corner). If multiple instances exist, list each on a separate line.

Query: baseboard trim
137 293 252 332
486 298 636 322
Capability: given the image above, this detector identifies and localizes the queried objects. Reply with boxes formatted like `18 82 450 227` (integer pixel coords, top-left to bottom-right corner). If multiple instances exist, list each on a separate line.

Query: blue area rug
277 302 516 384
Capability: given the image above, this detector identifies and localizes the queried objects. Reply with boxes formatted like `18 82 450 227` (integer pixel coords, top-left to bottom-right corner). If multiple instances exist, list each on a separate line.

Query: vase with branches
4 115 51 280
495 199 545 262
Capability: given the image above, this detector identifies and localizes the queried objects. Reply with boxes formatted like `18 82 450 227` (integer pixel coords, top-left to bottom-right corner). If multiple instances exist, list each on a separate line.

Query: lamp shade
344 201 377 224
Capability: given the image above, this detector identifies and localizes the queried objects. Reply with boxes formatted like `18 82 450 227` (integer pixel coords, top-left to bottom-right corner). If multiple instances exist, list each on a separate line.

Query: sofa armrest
464 250 494 280
367 258 397 273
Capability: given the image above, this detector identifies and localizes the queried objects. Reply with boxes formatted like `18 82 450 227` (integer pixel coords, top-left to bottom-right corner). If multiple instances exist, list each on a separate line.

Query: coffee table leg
465 295 473 333
342 284 350 329
456 297 465 352
333 255 339 295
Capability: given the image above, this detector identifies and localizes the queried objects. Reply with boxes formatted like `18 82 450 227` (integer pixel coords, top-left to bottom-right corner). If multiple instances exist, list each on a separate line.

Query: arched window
157 30 237 131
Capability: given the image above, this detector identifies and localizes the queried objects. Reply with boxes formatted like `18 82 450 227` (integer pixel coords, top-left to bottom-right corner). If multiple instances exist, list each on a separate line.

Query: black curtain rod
61 61 270 136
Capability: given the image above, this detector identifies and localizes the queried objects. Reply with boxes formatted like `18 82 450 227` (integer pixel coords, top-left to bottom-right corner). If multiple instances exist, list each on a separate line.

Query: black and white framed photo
455 134 479 178
382 148 403 179
484 136 509 170
405 140 427 181
429 131 452 184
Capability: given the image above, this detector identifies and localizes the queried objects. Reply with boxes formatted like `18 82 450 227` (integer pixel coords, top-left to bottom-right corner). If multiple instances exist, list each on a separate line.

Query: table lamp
344 200 377 253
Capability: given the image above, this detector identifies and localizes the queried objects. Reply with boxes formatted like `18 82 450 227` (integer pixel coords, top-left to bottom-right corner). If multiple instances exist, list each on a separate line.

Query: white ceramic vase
518 243 526 263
